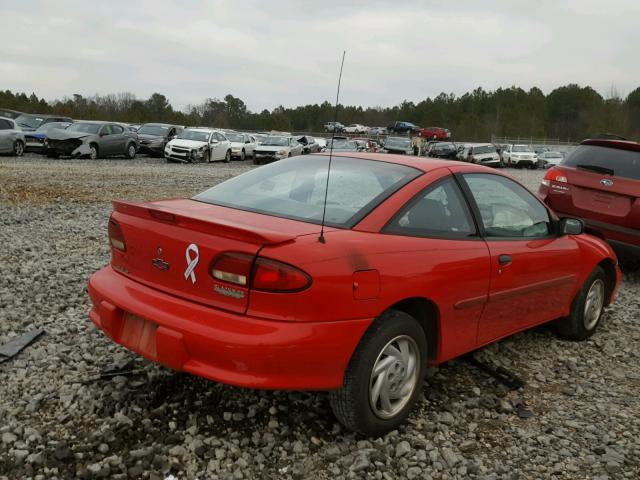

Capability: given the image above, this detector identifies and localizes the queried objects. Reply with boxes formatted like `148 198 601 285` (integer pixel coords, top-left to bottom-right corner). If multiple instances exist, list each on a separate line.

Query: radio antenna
319 50 346 244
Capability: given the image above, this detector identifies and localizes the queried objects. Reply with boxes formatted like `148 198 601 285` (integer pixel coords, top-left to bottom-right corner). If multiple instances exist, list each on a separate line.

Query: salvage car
425 142 459 160
503 144 537 168
295 135 321 154
0 117 26 156
253 136 303 164
539 138 640 261
45 121 138 159
0 108 22 120
327 138 367 152
24 121 72 152
324 121 345 133
343 124 369 134
89 152 620 436
14 113 73 132
225 132 256 160
387 121 419 134
383 136 414 155
164 128 232 163
536 151 564 169
137 123 184 156
460 143 502 167
419 126 451 140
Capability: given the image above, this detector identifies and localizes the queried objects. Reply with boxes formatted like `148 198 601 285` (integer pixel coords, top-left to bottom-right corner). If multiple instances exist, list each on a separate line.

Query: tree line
1 84 639 141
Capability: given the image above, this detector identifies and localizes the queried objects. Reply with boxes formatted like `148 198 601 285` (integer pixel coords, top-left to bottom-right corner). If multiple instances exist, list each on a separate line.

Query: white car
164 128 232 163
343 124 369 134
460 143 502 168
502 144 537 168
536 151 564 169
225 132 256 160
253 136 304 164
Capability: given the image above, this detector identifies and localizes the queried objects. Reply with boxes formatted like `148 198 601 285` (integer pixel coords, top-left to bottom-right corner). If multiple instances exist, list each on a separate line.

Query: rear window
562 145 640 180
194 156 421 228
473 145 496 154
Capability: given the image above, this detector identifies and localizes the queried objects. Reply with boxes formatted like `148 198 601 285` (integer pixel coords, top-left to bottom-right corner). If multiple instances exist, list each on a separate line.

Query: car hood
46 129 95 141
256 145 289 152
167 139 207 149
138 133 166 142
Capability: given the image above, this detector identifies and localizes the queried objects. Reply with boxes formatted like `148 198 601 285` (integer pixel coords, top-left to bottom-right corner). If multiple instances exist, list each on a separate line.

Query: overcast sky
2 0 639 111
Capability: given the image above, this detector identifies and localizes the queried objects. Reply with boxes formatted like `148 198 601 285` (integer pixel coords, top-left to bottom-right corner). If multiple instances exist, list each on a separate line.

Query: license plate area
119 313 158 360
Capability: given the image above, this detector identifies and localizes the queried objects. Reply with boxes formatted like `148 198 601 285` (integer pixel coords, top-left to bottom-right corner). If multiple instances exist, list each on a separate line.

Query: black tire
89 144 99 160
287 152 292 158
554 266 608 340
124 142 137 159
329 309 427 436
201 150 210 163
13 140 25 157
240 149 246 161
224 150 231 163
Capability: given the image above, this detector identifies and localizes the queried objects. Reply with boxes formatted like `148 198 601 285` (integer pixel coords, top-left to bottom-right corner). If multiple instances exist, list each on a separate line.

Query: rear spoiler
112 200 297 245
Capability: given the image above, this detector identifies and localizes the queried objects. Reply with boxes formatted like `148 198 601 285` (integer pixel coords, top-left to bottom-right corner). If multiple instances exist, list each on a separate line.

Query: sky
1 0 639 112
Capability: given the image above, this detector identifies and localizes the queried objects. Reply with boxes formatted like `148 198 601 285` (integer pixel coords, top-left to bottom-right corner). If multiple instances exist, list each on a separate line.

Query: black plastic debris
0 328 45 363
463 354 525 390
80 358 145 384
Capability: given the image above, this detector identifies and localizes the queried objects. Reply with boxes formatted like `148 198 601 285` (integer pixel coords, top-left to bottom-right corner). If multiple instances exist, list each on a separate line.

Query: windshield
66 123 101 134
253 134 268 144
226 133 244 142
36 122 70 132
15 114 44 129
194 156 421 228
261 136 289 146
176 130 210 142
386 138 411 148
513 145 533 153
562 144 640 180
473 145 496 154
138 124 170 136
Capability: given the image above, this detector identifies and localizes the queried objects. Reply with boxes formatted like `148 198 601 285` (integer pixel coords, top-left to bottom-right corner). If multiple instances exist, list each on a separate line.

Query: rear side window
384 177 476 238
194 156 421 228
0 119 12 130
562 145 640 180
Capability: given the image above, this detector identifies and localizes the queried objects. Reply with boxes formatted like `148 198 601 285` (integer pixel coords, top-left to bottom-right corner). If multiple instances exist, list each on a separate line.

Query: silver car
0 117 26 156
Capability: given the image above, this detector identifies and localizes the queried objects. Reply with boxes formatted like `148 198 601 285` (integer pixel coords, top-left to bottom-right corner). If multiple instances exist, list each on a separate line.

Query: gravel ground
0 154 638 480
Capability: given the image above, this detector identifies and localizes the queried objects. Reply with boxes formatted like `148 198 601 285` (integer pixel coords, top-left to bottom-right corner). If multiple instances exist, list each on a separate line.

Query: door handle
498 254 512 265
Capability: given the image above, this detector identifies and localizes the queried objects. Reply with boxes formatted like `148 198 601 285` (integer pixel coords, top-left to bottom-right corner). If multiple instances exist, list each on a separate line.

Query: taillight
252 258 311 292
209 254 312 293
210 253 253 286
542 167 567 186
108 218 126 252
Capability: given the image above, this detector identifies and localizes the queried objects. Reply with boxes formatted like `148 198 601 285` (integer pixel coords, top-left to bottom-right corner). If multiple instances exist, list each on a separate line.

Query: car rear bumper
139 144 164 155
88 266 371 390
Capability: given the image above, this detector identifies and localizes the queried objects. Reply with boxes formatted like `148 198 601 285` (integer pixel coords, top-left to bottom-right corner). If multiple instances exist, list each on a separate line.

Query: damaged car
45 121 139 159
24 121 72 152
137 123 183 156
14 113 73 132
0 117 26 156
164 128 232 163
253 136 303 164
225 132 256 160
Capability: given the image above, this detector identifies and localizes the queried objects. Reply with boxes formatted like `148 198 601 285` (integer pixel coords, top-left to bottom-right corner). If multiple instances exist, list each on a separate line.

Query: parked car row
323 121 452 140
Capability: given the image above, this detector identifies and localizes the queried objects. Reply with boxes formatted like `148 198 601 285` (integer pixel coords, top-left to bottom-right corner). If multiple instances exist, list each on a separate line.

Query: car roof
141 123 179 127
317 152 465 173
582 138 640 153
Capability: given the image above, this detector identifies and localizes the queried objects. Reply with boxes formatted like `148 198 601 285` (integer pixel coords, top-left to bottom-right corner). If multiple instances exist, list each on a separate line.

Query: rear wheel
329 309 427 436
124 142 136 159
555 266 607 340
13 140 24 157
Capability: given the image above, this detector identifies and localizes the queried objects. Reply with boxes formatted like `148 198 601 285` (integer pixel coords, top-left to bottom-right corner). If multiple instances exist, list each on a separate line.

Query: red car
538 139 640 261
418 126 451 140
89 153 620 436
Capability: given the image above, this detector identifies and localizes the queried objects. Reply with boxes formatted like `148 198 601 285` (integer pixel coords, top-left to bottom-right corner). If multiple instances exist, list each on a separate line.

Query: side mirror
559 217 584 235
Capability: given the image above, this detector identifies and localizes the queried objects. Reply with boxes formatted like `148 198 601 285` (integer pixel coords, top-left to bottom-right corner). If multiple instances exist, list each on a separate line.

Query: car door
98 124 117 155
109 124 127 155
0 118 13 152
458 171 581 344
216 132 229 159
380 174 491 361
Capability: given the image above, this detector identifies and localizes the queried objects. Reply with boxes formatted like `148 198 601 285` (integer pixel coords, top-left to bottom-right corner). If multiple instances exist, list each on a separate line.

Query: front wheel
554 266 608 340
240 149 246 161
224 150 231 163
89 144 98 160
329 310 427 436
14 140 24 157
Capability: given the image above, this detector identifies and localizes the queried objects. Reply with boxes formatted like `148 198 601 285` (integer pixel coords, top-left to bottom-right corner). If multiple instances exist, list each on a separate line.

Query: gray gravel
1 154 639 479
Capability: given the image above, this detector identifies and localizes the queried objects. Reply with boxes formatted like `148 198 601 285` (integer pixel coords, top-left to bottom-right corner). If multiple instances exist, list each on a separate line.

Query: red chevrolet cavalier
88 153 621 436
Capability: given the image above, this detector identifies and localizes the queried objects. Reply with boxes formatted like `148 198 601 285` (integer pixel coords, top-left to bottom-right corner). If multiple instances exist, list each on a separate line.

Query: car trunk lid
109 198 321 313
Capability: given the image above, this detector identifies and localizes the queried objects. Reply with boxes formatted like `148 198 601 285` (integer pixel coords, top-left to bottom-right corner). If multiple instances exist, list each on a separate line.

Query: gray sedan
0 117 26 156
45 121 139 159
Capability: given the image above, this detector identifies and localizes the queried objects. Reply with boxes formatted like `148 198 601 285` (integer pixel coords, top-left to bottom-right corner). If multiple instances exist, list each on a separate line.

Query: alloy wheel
584 279 605 330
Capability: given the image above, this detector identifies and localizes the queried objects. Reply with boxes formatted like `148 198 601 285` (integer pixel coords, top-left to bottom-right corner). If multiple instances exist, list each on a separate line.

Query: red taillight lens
251 258 311 293
108 218 126 252
210 253 253 286
543 167 567 186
